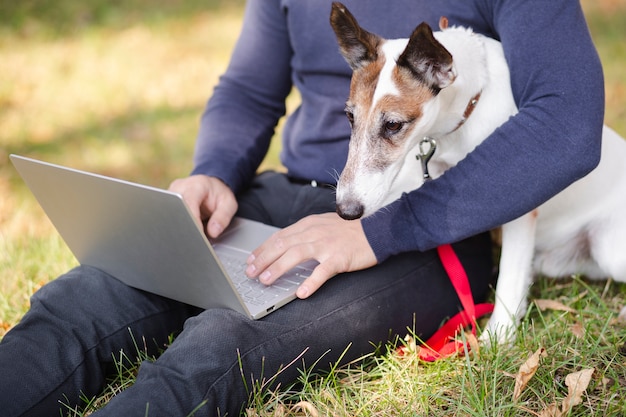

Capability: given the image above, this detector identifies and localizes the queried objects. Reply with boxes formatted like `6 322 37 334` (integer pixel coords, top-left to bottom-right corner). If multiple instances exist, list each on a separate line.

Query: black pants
0 171 494 416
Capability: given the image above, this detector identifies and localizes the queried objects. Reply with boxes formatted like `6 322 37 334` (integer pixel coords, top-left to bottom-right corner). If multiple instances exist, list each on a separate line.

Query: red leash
400 244 494 361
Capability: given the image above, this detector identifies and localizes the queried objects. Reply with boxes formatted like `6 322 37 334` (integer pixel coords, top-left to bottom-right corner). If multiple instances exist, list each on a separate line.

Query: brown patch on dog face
342 48 435 180
340 58 384 183
362 65 435 171
348 59 384 114
390 65 436 117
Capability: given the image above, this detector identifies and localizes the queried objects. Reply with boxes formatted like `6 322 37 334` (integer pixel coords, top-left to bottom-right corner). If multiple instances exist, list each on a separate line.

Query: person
0 0 604 416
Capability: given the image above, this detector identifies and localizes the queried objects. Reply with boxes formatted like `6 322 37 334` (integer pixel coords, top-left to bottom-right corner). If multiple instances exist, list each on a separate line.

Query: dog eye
345 110 354 126
385 121 403 133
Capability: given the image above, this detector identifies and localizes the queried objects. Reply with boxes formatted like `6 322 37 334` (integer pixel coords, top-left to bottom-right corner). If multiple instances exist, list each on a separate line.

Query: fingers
205 190 238 238
246 213 377 298
245 232 316 284
296 263 337 299
168 175 238 238
245 235 338 299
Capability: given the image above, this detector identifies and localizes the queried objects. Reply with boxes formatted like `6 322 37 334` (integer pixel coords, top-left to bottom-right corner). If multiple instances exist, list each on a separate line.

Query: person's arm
190 0 293 194
362 0 605 261
245 0 604 299
170 0 292 237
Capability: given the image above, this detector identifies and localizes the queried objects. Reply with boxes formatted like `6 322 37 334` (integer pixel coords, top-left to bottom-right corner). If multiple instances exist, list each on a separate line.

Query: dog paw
480 316 517 345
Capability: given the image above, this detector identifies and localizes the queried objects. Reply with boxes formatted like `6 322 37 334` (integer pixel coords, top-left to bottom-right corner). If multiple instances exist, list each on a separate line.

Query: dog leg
482 211 538 344
590 211 626 283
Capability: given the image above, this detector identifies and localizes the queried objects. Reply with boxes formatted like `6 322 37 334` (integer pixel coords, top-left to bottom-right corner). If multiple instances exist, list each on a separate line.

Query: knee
30 265 116 306
183 308 252 336
176 308 283 360
29 266 164 328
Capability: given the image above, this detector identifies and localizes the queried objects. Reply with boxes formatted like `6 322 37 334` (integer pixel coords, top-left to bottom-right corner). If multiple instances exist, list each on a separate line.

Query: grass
1 0 625 415
242 276 626 417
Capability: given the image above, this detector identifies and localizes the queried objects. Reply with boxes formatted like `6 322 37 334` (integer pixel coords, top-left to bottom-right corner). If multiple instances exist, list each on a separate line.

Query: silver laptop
10 154 317 319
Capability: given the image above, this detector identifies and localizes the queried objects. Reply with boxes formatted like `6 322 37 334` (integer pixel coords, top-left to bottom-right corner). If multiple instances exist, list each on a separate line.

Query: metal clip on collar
416 136 437 181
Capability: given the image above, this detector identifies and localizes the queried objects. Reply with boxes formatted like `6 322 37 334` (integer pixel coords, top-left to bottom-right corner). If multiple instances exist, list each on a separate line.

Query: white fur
336 24 626 343
371 40 404 106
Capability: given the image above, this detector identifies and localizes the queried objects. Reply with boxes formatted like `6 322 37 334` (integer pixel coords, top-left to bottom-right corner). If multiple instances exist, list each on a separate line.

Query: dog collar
454 91 482 132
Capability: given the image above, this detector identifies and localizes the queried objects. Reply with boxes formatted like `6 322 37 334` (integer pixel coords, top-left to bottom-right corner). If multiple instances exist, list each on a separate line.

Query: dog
329 2 626 342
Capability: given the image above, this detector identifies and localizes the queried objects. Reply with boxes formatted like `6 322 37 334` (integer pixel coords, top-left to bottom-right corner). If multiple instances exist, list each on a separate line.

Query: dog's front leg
482 211 538 344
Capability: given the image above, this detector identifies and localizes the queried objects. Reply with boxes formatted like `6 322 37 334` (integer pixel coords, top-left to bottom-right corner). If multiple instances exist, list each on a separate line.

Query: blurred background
1 0 625 335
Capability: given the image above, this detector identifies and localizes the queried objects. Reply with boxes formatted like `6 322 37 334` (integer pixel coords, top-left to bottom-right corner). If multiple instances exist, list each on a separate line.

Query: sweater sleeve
362 0 605 261
191 0 293 193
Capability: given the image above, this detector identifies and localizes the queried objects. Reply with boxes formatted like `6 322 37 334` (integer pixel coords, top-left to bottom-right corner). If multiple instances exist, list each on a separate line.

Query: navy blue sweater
191 0 604 262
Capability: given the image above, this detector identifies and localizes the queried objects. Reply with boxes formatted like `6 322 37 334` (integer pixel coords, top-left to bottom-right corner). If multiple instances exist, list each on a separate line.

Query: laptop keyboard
217 250 312 306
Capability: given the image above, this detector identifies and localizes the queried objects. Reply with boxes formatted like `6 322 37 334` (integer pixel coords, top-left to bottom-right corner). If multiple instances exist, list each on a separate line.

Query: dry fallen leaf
534 299 577 314
513 347 547 400
396 334 417 356
466 332 480 359
538 404 561 417
290 401 320 417
537 368 595 417
570 322 585 339
272 404 288 417
562 368 594 412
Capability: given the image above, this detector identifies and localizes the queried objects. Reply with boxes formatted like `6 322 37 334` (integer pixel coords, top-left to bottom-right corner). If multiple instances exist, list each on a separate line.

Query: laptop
10 154 317 319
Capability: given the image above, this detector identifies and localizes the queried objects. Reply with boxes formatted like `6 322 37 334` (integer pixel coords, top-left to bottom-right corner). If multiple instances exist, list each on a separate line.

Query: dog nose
336 200 364 220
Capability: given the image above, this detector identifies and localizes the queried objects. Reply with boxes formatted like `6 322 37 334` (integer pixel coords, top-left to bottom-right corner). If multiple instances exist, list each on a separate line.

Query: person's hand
168 175 238 238
245 213 377 298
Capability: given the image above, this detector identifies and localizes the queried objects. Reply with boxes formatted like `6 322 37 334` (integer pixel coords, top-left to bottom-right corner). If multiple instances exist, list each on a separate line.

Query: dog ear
330 2 381 70
397 22 456 93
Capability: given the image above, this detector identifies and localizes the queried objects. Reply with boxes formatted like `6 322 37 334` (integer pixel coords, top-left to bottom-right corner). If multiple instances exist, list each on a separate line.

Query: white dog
329 2 626 342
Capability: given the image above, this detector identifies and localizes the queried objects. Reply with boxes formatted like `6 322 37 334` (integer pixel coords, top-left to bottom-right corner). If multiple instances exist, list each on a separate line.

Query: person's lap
0 172 494 416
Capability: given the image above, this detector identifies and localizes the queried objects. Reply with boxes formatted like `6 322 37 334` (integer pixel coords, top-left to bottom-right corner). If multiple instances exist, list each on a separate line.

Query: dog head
330 2 457 219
